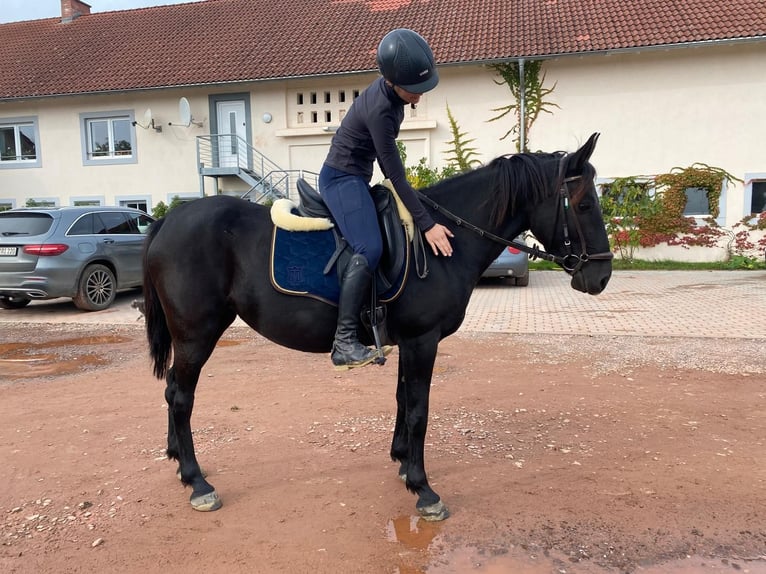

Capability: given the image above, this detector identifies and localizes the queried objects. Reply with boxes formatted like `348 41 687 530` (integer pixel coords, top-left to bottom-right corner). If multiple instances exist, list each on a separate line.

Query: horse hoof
417 500 450 522
399 473 407 483
190 490 222 512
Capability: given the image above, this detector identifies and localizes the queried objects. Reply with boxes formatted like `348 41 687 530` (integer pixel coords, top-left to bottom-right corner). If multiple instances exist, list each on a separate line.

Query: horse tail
142 218 172 380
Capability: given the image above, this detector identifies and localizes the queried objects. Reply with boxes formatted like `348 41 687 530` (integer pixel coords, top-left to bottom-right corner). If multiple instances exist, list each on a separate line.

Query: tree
444 104 482 172
487 60 559 152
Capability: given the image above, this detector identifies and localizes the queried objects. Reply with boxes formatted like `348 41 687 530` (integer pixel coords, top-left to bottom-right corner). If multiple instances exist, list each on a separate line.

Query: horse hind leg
165 354 222 512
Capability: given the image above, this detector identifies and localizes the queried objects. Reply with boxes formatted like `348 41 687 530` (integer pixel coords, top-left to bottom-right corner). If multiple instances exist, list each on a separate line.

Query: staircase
196 134 319 203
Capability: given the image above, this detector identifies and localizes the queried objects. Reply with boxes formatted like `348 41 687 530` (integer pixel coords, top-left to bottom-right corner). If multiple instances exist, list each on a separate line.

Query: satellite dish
132 108 161 132
177 97 203 127
179 97 191 127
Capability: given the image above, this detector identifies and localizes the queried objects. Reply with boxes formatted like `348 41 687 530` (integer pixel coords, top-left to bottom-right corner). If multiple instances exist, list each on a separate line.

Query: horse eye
578 200 592 211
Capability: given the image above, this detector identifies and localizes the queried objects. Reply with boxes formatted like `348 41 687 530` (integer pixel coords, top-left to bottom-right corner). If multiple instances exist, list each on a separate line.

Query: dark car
481 235 530 286
0 206 155 311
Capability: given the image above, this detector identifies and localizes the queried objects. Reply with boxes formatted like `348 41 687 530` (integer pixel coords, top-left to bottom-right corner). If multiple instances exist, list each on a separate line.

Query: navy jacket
324 77 435 231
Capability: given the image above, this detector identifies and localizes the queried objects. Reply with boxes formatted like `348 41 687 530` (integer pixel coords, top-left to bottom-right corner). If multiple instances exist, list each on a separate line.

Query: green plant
396 141 456 188
599 165 748 259
599 177 658 261
486 60 559 152
444 104 482 172
151 195 187 219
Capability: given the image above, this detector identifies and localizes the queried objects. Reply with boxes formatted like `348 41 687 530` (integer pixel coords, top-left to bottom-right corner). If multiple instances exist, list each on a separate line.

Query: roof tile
0 0 764 99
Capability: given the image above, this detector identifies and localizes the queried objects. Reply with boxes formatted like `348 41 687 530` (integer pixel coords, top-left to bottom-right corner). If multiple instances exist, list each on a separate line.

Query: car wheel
73 264 116 311
0 295 32 309
515 273 530 287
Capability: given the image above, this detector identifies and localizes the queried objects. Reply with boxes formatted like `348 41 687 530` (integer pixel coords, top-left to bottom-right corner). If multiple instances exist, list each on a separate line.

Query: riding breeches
319 164 383 270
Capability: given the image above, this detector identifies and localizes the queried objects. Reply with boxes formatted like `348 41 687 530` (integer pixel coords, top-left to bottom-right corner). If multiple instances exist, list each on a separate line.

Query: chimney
61 0 91 23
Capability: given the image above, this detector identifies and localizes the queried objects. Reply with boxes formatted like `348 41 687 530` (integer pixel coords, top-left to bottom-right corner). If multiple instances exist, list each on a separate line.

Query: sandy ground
1 316 765 574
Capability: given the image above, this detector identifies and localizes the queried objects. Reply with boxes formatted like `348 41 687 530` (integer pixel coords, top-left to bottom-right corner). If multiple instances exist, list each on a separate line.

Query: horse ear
568 132 600 172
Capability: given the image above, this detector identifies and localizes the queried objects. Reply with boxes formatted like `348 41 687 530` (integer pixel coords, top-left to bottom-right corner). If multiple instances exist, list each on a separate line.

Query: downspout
518 58 526 152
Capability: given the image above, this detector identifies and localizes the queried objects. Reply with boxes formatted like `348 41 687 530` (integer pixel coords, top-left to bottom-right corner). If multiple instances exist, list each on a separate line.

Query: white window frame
116 195 152 214
744 173 766 215
80 110 137 166
25 197 59 207
0 116 41 169
71 196 105 207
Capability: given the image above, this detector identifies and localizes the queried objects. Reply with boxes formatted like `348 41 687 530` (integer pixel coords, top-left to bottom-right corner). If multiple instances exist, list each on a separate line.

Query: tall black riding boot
331 254 379 370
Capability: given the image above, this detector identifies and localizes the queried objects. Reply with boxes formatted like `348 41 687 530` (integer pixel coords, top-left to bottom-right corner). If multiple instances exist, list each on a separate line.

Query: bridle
414 157 614 275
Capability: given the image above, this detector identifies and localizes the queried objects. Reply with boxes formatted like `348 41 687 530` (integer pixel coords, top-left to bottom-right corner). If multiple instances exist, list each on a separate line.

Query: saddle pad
270 226 340 305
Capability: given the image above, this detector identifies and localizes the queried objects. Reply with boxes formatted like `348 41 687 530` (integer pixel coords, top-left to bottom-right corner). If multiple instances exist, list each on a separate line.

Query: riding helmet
376 28 439 94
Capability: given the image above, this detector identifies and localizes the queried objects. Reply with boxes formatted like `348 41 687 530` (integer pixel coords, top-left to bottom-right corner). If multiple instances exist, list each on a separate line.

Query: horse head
526 133 613 295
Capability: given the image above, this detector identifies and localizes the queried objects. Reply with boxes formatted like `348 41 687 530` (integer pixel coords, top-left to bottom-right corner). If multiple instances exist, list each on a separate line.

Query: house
1 0 764 234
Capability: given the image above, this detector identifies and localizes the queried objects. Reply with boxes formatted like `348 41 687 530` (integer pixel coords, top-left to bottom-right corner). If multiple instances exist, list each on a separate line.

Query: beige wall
1 41 763 228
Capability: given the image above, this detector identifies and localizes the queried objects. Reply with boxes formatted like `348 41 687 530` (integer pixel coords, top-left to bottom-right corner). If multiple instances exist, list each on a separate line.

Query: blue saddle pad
270 225 409 306
270 226 341 305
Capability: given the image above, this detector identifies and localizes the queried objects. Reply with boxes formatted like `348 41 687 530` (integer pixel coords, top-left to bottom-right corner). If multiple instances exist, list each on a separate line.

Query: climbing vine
600 164 745 260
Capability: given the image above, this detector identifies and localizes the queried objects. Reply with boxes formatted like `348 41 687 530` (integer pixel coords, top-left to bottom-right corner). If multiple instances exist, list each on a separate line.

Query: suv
0 206 155 311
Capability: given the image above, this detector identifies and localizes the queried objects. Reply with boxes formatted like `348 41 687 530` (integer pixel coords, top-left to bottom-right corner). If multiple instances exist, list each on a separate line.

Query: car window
68 213 96 235
0 213 54 237
96 212 132 234
127 213 154 234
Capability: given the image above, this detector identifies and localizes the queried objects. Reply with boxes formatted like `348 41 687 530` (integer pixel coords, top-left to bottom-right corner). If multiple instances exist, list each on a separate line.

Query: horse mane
487 151 565 226
421 148 598 228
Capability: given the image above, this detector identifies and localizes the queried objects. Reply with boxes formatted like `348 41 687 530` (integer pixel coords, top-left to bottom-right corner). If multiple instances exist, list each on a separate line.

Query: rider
320 28 454 370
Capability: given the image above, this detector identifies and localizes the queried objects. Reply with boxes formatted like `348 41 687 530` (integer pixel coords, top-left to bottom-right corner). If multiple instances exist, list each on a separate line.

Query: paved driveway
1 271 765 339
467 270 766 338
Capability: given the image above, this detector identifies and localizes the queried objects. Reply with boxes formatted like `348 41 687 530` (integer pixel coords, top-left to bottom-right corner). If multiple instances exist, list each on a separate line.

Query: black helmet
376 28 439 94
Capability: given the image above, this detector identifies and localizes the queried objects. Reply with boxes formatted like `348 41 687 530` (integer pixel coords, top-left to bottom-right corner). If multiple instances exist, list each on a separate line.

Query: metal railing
196 134 318 201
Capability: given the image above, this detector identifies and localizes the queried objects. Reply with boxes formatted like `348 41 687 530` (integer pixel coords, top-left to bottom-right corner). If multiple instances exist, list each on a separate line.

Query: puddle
386 515 766 574
0 335 129 379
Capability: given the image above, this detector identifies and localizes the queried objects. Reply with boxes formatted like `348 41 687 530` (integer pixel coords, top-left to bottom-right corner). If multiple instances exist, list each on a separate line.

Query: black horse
143 132 612 519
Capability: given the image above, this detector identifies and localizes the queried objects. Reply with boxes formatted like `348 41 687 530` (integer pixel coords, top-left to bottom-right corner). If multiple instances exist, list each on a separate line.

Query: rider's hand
425 224 454 257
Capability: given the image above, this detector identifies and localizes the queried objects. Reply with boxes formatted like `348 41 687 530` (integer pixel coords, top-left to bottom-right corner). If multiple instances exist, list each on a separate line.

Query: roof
1 0 765 100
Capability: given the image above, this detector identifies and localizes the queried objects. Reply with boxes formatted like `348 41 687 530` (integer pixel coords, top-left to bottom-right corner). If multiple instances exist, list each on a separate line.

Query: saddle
269 179 411 305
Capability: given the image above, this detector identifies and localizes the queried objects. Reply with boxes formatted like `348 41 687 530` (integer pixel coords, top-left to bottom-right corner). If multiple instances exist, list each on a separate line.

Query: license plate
0 246 18 256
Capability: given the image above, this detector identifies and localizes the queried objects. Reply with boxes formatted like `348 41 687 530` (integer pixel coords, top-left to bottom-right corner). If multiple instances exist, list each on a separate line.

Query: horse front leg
395 335 450 521
165 361 221 511
390 360 409 481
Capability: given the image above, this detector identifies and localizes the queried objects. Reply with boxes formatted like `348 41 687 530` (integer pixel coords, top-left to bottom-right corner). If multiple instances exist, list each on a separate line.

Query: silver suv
0 206 155 311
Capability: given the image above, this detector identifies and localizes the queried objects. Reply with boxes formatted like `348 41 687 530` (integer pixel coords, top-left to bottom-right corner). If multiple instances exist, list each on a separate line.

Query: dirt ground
1 322 765 574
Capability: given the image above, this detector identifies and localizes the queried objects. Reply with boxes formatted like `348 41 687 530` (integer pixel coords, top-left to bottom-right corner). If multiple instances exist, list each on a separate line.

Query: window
120 199 148 213
80 111 137 166
96 212 133 234
26 198 57 207
0 117 40 168
73 199 102 207
751 181 766 213
683 187 709 216
288 85 365 128
69 214 97 235
0 201 15 212
126 212 154 234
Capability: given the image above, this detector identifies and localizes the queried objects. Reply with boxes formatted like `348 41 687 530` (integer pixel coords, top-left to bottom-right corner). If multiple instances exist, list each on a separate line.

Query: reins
415 189 559 263
414 156 614 276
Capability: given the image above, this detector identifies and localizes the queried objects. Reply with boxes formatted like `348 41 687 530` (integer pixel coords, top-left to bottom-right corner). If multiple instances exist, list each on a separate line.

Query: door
215 100 247 168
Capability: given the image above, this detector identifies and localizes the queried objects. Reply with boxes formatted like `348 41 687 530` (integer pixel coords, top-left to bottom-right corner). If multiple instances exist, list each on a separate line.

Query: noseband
414 157 614 275
556 173 615 274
